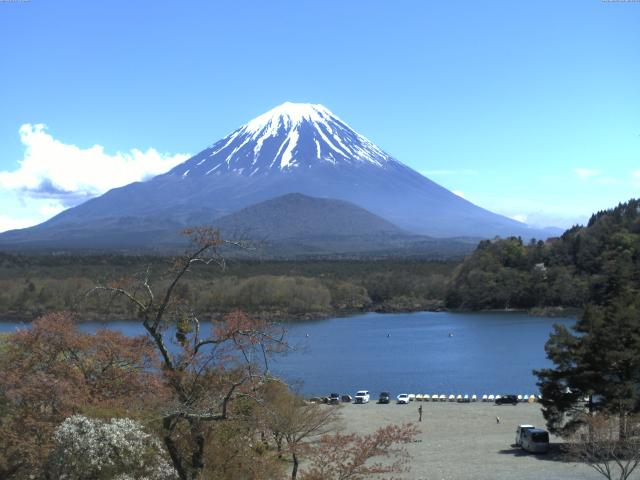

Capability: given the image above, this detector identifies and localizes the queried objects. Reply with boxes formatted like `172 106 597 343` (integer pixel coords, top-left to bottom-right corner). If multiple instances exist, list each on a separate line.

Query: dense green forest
0 254 457 320
446 199 640 312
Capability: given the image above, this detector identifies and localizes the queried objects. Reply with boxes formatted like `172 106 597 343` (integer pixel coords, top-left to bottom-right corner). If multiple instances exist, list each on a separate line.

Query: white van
515 424 534 446
521 428 550 453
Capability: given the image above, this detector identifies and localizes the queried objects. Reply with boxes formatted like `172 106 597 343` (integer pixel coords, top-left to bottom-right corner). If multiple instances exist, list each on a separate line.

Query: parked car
328 393 340 405
354 390 370 404
378 392 391 404
515 424 535 446
397 393 410 404
495 394 518 405
521 428 550 453
341 394 352 403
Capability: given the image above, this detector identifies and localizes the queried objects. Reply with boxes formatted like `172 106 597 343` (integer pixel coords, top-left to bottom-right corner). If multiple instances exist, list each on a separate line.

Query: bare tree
259 381 341 479
567 412 640 480
89 227 287 480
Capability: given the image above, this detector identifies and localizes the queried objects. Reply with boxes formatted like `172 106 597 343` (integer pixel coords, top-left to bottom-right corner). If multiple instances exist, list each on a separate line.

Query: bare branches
84 227 287 480
301 423 420 480
567 413 640 480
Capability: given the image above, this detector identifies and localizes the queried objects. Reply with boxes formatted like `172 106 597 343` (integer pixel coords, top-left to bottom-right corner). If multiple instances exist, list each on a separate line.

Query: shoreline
0 304 579 323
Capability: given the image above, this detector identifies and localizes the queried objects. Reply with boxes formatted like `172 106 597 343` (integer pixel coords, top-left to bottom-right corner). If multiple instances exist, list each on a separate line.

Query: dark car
328 393 341 405
378 392 391 404
495 394 518 405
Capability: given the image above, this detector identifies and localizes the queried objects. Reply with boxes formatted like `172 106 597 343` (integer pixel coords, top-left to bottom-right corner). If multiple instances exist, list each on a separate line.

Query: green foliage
0 256 458 320
536 294 640 436
530 199 640 436
446 199 640 311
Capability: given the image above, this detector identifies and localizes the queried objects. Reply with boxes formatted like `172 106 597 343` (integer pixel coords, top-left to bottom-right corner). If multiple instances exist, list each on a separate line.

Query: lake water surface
0 311 574 397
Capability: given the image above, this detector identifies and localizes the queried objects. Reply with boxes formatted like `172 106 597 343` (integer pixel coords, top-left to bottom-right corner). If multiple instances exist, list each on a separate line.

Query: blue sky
1 0 638 231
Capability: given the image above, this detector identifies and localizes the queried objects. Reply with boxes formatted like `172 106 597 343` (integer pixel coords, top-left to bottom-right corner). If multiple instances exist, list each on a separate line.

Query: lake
0 311 574 397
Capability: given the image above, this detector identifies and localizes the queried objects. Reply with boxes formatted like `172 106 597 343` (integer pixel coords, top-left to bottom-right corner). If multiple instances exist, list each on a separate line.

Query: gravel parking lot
336 401 602 480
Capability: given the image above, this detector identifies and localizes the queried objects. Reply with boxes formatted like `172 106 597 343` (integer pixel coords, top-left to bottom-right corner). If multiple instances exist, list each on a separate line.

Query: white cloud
510 214 528 223
574 168 601 179
38 200 66 218
0 124 190 207
452 189 466 198
0 214 38 233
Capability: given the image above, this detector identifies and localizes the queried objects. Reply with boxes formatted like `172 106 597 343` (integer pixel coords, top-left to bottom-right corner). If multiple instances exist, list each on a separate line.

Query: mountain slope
0 102 557 251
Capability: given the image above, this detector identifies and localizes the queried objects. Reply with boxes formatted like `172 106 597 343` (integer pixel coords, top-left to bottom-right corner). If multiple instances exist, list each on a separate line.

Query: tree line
445 200 640 311
0 255 455 320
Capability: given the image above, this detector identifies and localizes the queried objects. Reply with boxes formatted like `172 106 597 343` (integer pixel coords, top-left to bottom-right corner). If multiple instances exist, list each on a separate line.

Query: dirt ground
333 400 604 480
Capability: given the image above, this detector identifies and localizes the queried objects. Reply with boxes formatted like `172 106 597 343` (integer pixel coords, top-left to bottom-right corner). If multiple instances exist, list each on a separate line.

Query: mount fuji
0 102 557 252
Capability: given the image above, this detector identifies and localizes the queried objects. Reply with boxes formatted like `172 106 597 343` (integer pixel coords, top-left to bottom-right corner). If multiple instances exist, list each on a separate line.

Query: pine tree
535 291 640 437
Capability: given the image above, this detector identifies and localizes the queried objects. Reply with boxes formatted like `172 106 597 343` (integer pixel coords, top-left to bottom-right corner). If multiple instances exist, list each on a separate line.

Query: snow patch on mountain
171 102 397 177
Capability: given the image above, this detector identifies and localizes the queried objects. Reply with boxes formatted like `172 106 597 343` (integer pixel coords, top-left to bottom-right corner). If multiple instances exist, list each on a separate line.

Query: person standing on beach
418 405 423 422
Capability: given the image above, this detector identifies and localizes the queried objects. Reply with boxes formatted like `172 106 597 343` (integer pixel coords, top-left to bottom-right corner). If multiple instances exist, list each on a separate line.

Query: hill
214 193 404 239
445 198 640 311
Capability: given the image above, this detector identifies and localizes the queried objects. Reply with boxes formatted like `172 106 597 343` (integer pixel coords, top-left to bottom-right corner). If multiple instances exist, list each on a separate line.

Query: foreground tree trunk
90 228 286 479
291 452 299 480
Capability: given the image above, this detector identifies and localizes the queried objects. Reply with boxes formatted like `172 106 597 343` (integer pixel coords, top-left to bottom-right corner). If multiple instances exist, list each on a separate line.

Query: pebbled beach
335 401 602 480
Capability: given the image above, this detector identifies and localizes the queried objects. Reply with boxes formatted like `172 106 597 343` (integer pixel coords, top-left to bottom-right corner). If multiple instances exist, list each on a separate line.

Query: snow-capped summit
244 102 337 132
172 102 395 177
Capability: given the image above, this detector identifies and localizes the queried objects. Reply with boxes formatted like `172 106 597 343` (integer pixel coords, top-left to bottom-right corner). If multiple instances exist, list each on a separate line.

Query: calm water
0 311 574 397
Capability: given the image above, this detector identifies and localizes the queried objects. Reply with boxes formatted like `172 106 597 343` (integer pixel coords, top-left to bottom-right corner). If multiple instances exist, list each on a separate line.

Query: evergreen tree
535 296 640 436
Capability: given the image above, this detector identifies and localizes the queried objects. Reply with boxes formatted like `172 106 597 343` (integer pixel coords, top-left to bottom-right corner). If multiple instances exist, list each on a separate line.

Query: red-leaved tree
0 312 160 478
301 423 420 480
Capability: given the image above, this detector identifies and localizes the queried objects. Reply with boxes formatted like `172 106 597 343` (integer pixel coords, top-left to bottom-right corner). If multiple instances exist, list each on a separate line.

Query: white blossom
49 415 177 480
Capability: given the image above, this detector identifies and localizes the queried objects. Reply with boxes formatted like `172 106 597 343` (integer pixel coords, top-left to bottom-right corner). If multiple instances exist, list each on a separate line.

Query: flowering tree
48 415 177 480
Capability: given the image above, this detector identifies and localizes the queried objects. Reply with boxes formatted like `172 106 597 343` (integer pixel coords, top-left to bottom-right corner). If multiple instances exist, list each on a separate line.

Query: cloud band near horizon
0 124 190 232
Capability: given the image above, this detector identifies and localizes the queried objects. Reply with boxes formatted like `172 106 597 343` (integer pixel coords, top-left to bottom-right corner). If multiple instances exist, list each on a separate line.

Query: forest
0 254 456 321
445 199 640 313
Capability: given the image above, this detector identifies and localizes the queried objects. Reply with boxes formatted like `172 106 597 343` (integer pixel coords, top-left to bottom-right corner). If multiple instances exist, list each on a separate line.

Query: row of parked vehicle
351 391 529 405
322 391 540 409
353 391 416 404
318 391 399 404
